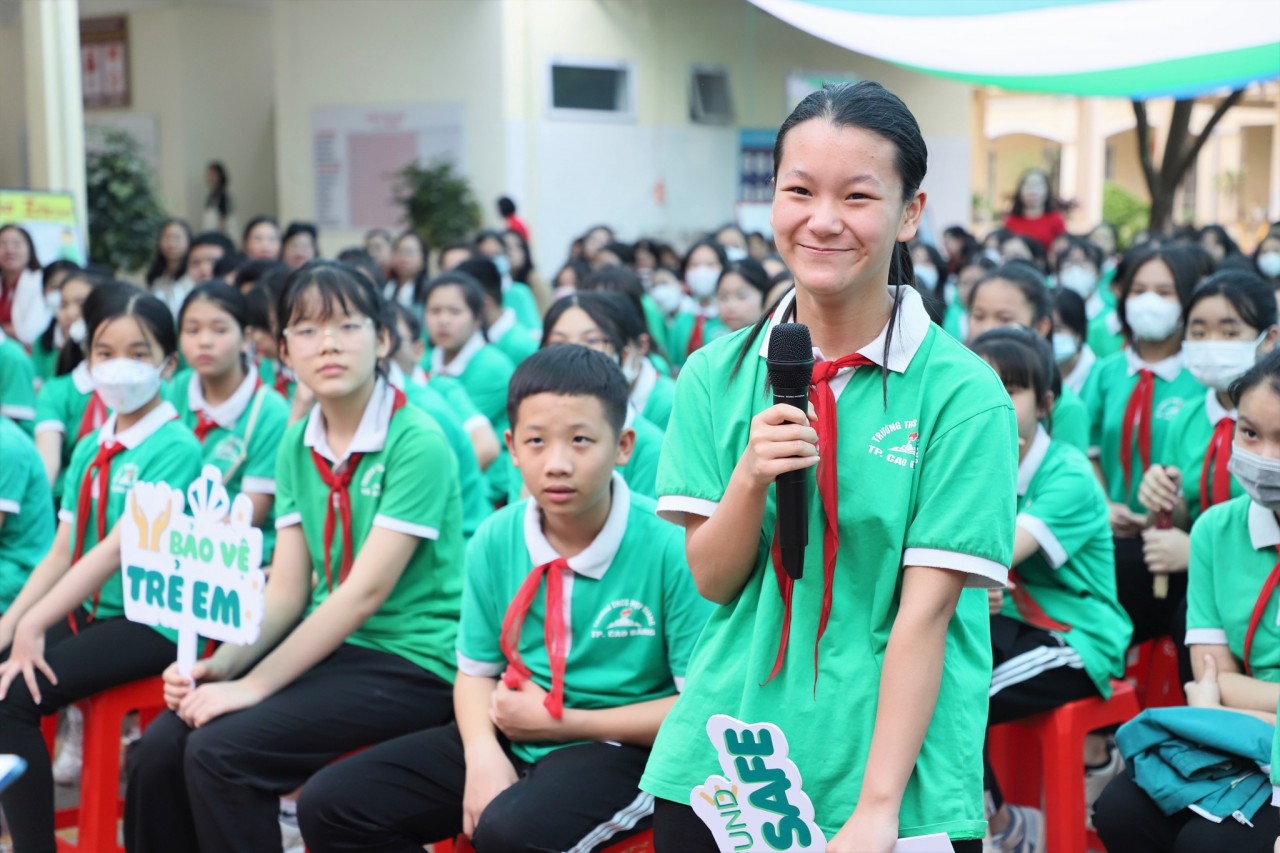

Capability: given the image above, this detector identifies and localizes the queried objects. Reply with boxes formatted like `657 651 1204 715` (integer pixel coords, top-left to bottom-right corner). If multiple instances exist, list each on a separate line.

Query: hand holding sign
120 466 265 680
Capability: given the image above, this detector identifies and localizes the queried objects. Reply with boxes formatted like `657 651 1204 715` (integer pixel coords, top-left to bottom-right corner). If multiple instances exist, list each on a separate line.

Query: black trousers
1094 771 1279 853
650 799 984 853
1114 535 1189 644
298 721 653 853
0 609 176 853
123 643 454 853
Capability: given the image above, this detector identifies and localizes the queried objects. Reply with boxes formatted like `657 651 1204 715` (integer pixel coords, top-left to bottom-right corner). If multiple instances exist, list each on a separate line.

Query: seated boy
296 344 710 852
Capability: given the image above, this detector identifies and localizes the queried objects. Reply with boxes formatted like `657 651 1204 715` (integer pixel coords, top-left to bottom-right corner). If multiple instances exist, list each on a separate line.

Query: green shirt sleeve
35 377 69 432
1 343 37 431
1185 507 1226 644
456 526 506 674
373 417 458 539
1018 451 1105 569
1049 391 1089 454
273 428 300 525
654 351 725 516
1081 363 1105 455
240 392 289 487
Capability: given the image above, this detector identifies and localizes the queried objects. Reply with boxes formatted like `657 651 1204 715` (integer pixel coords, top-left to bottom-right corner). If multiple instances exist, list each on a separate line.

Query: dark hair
1051 287 1088 340
1228 348 1280 407
1001 233 1048 270
473 230 506 253
245 284 274 332
213 252 246 280
943 225 979 270
438 240 475 268
1185 269 1278 333
144 218 191 285
733 81 927 398
242 216 280 252
0 224 40 272
506 344 628 437
283 221 319 256
912 243 948 301
83 281 178 358
1199 224 1241 258
456 257 503 305
190 230 235 256
276 260 385 345
233 259 287 292
679 240 728 280
497 196 517 217
364 228 392 244
602 240 636 267
541 291 642 356
1114 245 1202 340
42 258 81 286
49 270 101 375
503 229 535 283
554 259 590 290
577 265 667 360
205 162 230 218
392 232 431 299
178 280 249 333
969 260 1051 325
970 326 1054 428
1053 236 1103 273
335 249 382 288
389 300 423 344
1010 168 1059 217
720 258 771 298
422 272 487 338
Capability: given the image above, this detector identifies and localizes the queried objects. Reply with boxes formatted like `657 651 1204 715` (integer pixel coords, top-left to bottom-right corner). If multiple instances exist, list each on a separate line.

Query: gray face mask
1227 445 1280 510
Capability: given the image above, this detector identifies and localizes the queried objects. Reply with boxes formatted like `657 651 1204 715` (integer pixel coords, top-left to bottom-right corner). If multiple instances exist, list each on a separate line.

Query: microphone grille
769 323 813 363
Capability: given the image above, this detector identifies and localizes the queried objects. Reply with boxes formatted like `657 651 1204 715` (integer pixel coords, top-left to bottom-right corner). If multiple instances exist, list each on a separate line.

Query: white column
1076 98 1106 228
22 0 87 240
1270 96 1280 221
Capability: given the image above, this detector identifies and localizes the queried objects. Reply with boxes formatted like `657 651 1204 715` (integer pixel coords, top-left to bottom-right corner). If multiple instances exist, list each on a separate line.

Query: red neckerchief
193 376 263 443
499 556 571 719
308 387 406 591
1242 548 1280 676
1120 369 1156 495
687 315 707 358
1008 569 1071 632
75 392 108 442
1200 417 1235 512
0 278 15 327
765 352 875 685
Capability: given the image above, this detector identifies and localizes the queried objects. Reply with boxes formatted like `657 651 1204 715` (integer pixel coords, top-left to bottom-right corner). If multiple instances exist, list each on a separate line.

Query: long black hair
144 218 191 285
732 80 927 404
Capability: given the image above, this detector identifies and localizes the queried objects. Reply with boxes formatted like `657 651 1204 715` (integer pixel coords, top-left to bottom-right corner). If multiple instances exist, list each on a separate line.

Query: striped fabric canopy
748 0 1280 99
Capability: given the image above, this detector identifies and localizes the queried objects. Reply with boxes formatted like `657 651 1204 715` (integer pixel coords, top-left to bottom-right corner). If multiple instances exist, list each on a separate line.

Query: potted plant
394 158 482 249
85 129 166 274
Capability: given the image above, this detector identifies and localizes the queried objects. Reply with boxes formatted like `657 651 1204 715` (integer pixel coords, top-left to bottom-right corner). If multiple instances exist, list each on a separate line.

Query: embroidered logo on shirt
358 464 386 498
867 419 919 469
110 463 140 494
210 436 245 466
1155 399 1184 421
590 598 656 639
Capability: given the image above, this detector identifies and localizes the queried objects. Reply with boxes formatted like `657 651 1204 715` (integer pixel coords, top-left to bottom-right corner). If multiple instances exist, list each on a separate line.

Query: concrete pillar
1270 96 1280 221
22 0 87 239
1076 98 1105 229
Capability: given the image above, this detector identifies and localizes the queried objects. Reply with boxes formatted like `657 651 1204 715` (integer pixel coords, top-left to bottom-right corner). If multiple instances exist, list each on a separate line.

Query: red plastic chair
442 826 654 853
987 680 1140 853
1125 637 1186 708
52 676 167 852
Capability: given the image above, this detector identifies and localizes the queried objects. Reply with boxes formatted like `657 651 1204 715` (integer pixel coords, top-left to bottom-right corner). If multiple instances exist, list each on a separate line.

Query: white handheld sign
120 465 265 677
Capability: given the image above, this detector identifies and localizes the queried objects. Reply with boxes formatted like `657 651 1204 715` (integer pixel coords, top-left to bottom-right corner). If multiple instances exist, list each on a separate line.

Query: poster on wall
0 190 86 266
310 103 465 232
737 128 775 237
81 16 130 110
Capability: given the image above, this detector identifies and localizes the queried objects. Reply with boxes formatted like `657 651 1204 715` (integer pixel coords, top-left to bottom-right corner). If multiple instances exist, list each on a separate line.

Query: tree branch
1174 89 1246 179
1132 100 1158 194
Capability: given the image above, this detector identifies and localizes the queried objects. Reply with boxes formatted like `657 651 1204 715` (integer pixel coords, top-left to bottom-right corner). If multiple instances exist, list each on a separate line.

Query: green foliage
1101 181 1149 248
85 130 166 273
394 158 482 250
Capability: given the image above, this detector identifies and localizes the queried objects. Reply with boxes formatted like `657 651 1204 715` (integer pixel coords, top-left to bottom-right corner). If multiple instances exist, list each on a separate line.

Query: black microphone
767 323 814 580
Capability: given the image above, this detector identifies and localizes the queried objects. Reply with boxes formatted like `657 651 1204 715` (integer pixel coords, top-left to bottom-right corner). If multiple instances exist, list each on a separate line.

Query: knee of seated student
126 711 192 782
296 762 362 841
1090 772 1149 840
470 793 545 853
181 716 244 783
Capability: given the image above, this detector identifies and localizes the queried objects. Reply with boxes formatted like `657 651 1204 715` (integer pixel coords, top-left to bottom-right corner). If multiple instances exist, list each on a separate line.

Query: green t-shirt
423 334 516 432
401 380 491 538
0 333 37 434
640 295 669 357
1087 309 1124 359
942 299 967 341
1048 384 1088 454
1186 497 1280 681
34 363 96 501
274 383 464 682
30 336 58 383
633 361 676 431
1160 388 1242 523
169 368 289 561
507 281 542 331
1081 350 1202 511
667 309 720 369
61 404 204 635
457 477 711 764
0 417 55 609
641 288 1017 842
489 310 539 367
256 358 297 402
1004 430 1131 696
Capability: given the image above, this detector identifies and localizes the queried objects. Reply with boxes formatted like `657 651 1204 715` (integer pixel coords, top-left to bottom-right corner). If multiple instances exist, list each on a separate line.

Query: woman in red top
1003 169 1067 254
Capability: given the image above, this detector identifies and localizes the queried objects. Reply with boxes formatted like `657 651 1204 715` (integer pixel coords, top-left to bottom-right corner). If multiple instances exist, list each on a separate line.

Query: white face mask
45 291 61 312
1051 332 1080 364
686 266 720 299
1058 265 1098 298
68 318 86 344
650 281 684 314
914 266 939 290
1125 292 1182 341
724 246 748 263
1227 445 1280 510
91 358 163 414
1182 334 1264 391
1258 251 1280 278
983 248 1002 264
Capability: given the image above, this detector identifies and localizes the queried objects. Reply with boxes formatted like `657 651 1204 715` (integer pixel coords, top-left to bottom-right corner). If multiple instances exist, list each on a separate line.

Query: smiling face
770 120 922 300
180 298 245 379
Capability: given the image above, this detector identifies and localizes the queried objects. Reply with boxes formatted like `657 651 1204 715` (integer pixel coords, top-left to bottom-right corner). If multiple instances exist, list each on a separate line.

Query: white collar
188 364 259 429
99 401 178 449
385 360 407 390
756 285 930 374
488 307 517 341
71 361 95 394
410 364 430 387
1124 347 1184 383
303 377 397 468
523 472 631 580
630 357 659 415
1063 345 1096 395
430 330 486 377
1247 501 1280 550
1017 425 1051 497
1084 291 1105 320
1204 388 1236 426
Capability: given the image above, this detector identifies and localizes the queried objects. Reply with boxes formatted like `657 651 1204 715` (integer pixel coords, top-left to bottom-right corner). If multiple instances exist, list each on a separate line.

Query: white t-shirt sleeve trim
456 651 504 678
1184 628 1229 647
655 495 719 524
373 514 440 540
1087 445 1102 460
58 508 75 525
0 499 20 515
902 547 1007 589
1 405 35 421
240 476 276 495
673 675 686 692
1016 513 1068 569
463 414 490 434
275 511 302 529
35 420 66 435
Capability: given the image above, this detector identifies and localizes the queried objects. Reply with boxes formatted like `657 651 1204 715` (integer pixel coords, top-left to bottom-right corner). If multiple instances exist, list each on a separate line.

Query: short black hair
190 231 235 256
1051 287 1088 340
507 345 628 437
277 260 385 344
1229 347 1280 408
971 326 1054 428
497 196 517 217
456 257 503 303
